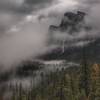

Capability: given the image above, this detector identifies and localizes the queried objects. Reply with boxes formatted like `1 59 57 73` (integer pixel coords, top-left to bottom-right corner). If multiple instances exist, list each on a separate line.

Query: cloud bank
0 0 100 70
0 0 78 70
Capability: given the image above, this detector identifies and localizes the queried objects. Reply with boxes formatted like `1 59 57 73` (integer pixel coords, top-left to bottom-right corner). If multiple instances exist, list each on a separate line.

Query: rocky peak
49 11 87 33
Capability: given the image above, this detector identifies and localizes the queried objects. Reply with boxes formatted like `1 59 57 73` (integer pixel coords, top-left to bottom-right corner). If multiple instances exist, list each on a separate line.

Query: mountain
39 11 100 63
49 11 88 33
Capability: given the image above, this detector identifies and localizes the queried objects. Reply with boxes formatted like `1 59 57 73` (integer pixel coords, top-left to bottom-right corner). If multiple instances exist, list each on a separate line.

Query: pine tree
19 83 23 100
79 47 91 98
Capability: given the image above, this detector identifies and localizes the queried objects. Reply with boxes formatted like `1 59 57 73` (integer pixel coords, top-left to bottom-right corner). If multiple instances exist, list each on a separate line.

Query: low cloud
0 16 49 70
0 0 78 70
0 0 100 70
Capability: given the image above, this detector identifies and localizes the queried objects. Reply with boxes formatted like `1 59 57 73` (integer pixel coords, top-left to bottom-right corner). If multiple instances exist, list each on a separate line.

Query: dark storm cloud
0 0 55 14
0 0 24 13
25 0 54 5
24 0 55 14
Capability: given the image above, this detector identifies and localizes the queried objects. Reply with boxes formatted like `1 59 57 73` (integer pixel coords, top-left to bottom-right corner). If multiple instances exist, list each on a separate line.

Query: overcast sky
0 0 100 70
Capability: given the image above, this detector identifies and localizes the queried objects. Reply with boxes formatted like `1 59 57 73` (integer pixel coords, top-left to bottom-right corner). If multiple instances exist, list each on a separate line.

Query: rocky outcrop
40 11 100 61
49 11 91 33
48 11 92 46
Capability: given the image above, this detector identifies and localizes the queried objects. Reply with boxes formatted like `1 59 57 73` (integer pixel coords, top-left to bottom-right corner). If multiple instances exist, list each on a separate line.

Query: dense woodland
1 58 100 100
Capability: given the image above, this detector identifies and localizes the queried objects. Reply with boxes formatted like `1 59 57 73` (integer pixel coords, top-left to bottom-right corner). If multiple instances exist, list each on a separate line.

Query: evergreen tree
79 47 91 98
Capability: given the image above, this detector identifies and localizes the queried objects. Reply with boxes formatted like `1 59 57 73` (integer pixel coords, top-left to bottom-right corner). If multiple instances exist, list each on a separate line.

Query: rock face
60 11 86 32
49 11 88 34
48 11 92 45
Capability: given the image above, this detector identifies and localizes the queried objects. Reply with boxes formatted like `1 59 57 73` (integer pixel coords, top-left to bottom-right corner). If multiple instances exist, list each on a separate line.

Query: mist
0 0 100 70
0 0 78 70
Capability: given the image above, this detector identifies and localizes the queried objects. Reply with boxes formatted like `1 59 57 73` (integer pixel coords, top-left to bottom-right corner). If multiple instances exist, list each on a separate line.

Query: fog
0 0 100 70
0 0 77 70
